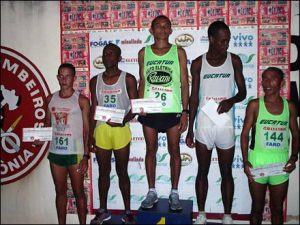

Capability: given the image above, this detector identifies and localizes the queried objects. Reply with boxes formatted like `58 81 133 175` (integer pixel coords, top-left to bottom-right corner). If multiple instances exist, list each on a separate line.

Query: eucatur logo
1 46 50 185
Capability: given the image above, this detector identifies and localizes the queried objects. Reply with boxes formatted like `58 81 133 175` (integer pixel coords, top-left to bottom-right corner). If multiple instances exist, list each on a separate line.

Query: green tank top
143 44 181 113
250 97 290 153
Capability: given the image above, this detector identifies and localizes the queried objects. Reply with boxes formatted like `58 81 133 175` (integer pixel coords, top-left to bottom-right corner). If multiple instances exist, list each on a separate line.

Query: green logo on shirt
147 71 172 85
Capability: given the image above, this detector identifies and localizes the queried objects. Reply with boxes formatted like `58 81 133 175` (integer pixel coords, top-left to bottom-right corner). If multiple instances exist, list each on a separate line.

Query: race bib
149 86 173 109
102 94 118 108
261 126 288 149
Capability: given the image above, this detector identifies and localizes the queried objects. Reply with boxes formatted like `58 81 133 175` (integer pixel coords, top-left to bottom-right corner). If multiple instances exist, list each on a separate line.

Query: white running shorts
195 125 235 150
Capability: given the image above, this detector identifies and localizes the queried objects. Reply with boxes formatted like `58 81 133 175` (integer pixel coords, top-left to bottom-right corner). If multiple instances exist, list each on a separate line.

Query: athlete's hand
88 136 96 153
178 113 188 134
243 160 255 182
78 157 89 174
217 99 234 114
138 107 147 116
283 160 296 173
185 131 195 148
32 139 45 146
106 119 124 127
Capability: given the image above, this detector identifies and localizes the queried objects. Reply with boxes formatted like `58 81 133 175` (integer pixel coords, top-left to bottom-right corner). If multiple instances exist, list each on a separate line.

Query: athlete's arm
88 76 98 152
284 101 299 173
240 99 258 182
45 94 53 127
78 94 90 173
138 47 145 98
185 56 201 148
218 53 247 114
178 46 189 133
123 73 138 124
34 94 52 146
79 94 90 156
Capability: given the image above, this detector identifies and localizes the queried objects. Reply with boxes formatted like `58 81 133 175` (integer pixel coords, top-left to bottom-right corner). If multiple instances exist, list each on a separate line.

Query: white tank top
196 52 235 127
95 71 130 126
48 91 84 154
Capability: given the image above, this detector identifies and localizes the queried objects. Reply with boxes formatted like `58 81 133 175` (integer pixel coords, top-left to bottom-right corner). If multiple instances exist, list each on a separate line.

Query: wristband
182 109 189 114
83 154 90 159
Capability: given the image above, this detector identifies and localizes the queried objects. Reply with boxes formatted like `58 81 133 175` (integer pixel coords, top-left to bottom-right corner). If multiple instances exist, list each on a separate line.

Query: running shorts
94 123 131 150
138 113 181 132
47 152 82 166
248 149 289 185
195 125 235 150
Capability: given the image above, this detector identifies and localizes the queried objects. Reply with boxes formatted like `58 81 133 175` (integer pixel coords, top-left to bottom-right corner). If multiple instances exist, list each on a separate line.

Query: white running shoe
194 213 206 224
222 215 233 224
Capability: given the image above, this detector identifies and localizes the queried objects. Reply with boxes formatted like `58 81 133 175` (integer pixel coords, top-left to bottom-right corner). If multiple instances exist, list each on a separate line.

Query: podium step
136 198 193 224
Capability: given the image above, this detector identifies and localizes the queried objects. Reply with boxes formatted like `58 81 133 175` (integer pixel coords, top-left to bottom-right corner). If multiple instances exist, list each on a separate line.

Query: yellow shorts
94 123 131 150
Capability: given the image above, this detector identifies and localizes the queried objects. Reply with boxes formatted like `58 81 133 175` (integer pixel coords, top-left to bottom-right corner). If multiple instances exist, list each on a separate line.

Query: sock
171 189 178 194
149 188 156 193
99 208 108 213
199 211 205 215
223 214 231 218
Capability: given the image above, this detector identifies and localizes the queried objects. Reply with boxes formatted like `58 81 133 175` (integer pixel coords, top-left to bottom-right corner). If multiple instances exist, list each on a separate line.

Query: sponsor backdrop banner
88 29 254 214
59 0 291 219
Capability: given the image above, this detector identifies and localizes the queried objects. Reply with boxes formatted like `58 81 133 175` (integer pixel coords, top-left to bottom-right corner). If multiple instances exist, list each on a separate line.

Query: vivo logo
232 33 254 41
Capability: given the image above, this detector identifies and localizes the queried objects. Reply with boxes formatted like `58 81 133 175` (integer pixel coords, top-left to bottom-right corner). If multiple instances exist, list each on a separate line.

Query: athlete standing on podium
137 15 189 211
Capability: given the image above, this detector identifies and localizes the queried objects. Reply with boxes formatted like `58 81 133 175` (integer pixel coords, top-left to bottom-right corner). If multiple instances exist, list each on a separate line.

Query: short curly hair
208 21 230 37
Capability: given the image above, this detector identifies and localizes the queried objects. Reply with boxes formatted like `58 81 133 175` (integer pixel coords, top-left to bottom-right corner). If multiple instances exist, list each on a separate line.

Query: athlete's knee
116 167 129 178
118 175 130 187
219 166 233 179
145 139 158 150
251 200 265 214
196 171 209 180
167 145 180 157
146 148 158 157
168 149 180 160
167 140 179 150
220 173 234 183
73 189 85 199
251 206 264 216
196 164 210 176
55 184 67 196
99 167 111 178
270 204 283 216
